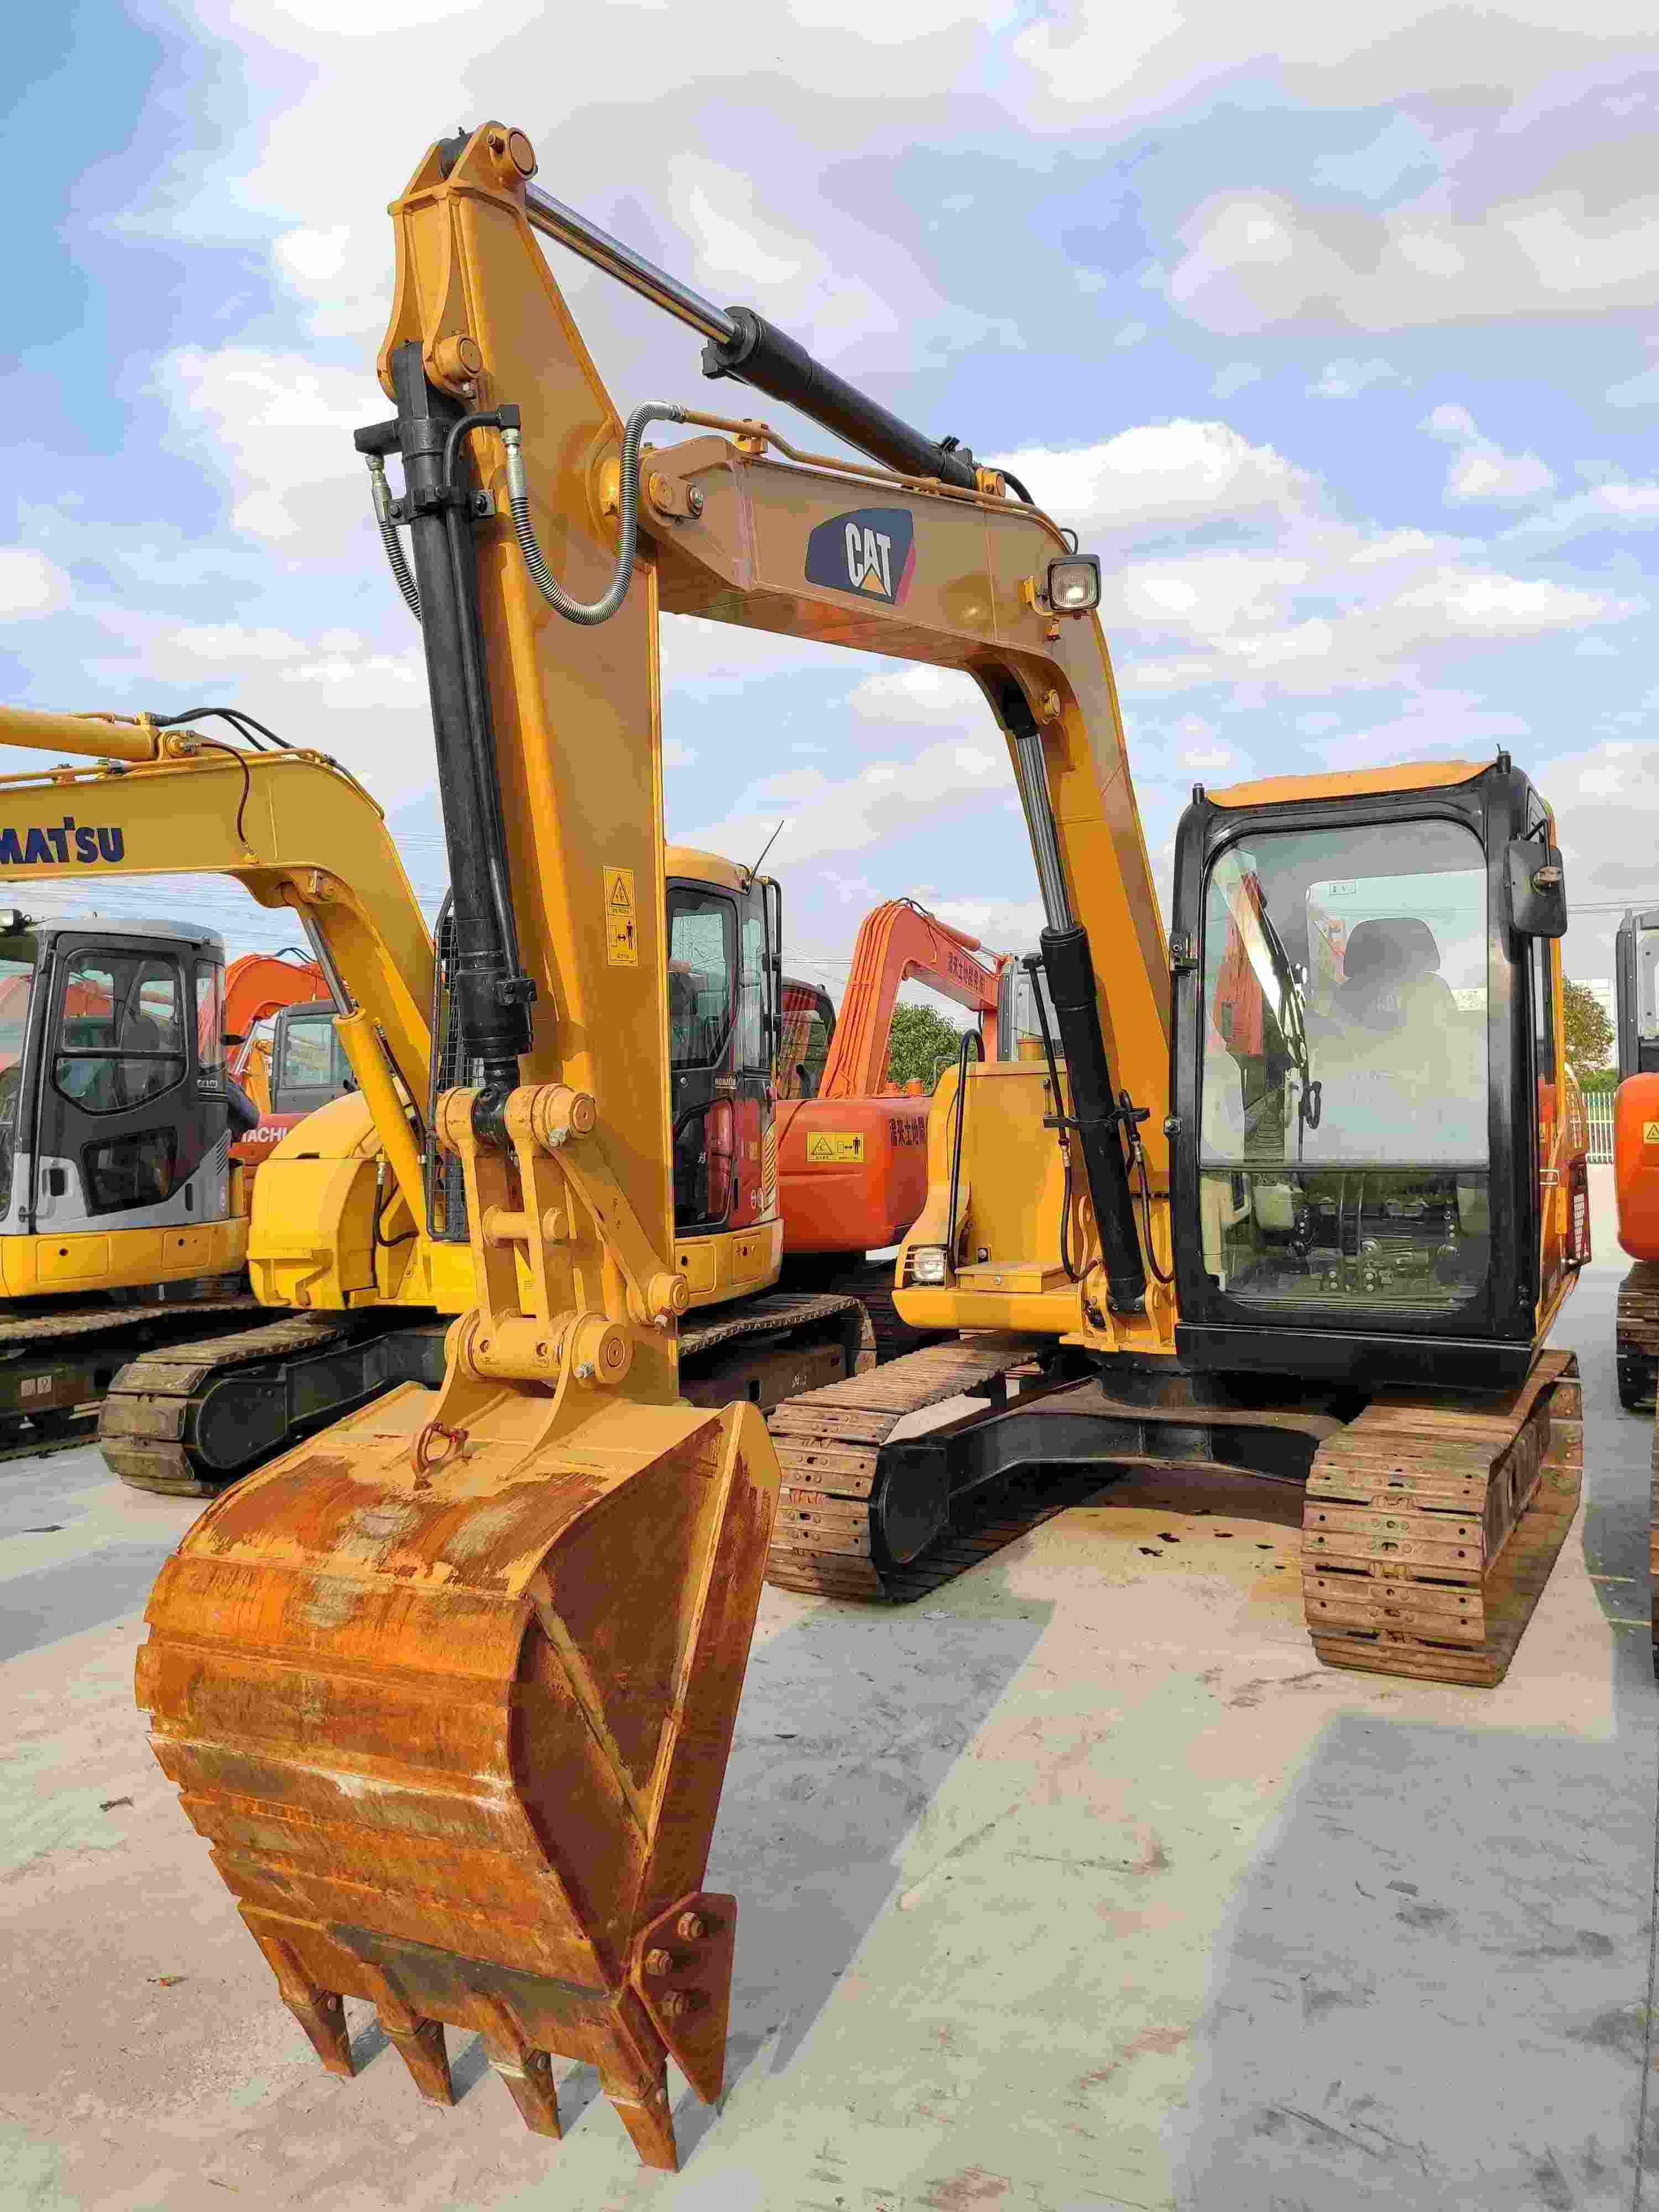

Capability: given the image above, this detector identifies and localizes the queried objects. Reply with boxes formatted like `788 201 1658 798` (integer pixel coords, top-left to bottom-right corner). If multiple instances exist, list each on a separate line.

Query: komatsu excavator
0 906 298 1446
83 123 1582 2168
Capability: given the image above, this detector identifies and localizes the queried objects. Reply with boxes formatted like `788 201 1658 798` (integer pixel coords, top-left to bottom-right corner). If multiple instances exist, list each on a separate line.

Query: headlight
1046 554 1101 613
910 1245 950 1286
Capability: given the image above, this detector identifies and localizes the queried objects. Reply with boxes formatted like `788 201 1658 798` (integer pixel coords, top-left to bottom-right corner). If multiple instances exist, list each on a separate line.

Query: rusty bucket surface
135 1380 778 2169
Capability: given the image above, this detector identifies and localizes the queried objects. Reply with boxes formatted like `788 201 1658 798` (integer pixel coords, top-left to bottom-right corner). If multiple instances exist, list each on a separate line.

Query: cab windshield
667 890 735 1072
1199 817 1489 1317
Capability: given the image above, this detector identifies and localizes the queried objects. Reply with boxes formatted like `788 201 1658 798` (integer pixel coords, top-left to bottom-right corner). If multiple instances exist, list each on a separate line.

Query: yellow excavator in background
27 123 1582 2169
0 719 874 1489
0 887 307 1448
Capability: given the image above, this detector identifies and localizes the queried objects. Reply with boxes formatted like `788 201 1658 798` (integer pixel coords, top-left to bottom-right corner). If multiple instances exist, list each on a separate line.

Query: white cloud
679 733 1014 868
847 665 987 727
921 890 1047 951
1393 567 1623 633
1012 3 1656 124
1445 445 1556 504
0 549 72 620
160 346 387 544
1499 475 1659 549
1423 403 1556 505
997 420 1313 540
1309 358 1399 399
1167 187 1659 336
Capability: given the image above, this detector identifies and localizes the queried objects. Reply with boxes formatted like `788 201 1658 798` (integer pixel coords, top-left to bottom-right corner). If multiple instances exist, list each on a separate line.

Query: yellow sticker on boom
805 1131 864 1165
1645 1120 1659 1145
604 867 638 967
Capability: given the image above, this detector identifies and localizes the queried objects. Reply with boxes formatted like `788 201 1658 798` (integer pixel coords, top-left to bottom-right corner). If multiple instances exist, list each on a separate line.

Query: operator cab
268 999 355 1119
0 910 238 1286
1615 909 1659 1079
664 844 781 1260
1169 754 1579 1387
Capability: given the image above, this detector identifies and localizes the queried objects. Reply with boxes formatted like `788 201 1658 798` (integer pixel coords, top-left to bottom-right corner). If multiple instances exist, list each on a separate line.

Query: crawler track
0 1290 259 1448
103 1291 873 1499
769 1337 1584 1689
1618 1262 1659 1410
765 1334 1046 1598
1302 1349 1582 1687
98 1315 364 1495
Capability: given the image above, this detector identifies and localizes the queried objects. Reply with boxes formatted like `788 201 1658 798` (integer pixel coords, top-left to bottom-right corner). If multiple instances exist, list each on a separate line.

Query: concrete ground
2 1172 1655 2211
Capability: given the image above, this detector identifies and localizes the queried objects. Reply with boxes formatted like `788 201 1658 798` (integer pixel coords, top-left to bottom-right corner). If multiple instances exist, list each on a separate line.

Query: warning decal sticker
604 866 638 967
1645 1120 1659 1144
804 1131 864 1165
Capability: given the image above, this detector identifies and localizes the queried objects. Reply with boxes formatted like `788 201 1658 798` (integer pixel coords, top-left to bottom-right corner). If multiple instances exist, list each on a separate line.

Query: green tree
886 1002 972 1090
1563 978 1614 1073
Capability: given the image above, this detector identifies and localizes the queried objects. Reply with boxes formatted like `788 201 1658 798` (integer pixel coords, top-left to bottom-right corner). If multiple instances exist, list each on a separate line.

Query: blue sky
2 1 1656 1006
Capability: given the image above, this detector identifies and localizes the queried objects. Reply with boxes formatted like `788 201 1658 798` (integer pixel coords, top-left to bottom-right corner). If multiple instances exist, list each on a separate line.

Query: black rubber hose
943 1027 984 1271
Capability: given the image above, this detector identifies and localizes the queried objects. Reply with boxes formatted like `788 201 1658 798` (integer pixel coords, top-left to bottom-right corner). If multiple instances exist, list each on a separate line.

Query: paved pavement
2 1196 1655 2211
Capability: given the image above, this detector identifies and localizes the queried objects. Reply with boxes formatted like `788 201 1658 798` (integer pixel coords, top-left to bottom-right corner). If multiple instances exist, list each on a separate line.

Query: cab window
54 951 186 1114
668 890 735 1071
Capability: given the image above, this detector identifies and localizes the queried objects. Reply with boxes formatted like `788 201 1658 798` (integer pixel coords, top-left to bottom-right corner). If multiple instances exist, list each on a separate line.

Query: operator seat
1335 917 1455 1032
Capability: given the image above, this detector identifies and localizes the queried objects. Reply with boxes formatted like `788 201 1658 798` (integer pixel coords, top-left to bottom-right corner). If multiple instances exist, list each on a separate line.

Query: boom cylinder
1039 924 1147 1312
1001 685 1146 1311
382 343 532 1102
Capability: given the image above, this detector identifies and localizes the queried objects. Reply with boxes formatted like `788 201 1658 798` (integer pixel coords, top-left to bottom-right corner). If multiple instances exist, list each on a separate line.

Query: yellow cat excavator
107 125 1581 2169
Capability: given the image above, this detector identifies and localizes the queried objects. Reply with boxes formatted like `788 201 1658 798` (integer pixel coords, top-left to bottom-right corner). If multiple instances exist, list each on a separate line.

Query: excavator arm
130 121 1176 2172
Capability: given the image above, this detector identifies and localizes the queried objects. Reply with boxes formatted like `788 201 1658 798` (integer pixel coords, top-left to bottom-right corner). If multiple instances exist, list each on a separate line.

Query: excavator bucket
135 1380 778 2169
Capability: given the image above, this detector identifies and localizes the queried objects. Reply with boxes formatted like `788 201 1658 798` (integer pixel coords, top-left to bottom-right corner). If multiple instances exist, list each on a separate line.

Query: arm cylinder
0 705 161 763
700 309 980 490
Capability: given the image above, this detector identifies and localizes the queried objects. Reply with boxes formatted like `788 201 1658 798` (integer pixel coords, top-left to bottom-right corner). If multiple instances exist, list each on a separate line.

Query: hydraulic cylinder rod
1000 685 1147 1312
520 182 980 492
0 705 173 764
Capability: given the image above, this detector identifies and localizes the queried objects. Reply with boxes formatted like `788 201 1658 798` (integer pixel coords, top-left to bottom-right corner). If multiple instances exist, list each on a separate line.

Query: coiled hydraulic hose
504 401 688 626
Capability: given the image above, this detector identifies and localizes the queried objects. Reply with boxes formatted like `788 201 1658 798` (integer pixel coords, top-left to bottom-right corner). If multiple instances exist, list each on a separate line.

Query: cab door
667 881 738 1235
34 935 228 1232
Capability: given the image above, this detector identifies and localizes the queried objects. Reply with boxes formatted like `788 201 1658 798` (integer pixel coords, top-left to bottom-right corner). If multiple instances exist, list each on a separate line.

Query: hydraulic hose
366 453 422 623
504 402 688 626
943 1027 984 1274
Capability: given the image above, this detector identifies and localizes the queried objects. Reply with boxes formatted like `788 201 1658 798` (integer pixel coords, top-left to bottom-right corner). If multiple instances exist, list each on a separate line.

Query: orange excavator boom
818 898 1009 1098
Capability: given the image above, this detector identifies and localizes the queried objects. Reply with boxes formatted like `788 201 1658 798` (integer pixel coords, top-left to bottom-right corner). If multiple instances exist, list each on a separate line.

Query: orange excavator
779 898 1011 1259
221 951 332 1152
776 901 1011 1355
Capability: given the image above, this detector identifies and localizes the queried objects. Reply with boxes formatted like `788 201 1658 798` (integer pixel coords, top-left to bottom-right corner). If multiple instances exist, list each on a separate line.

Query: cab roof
665 843 750 894
1 914 226 953
1206 760 1492 810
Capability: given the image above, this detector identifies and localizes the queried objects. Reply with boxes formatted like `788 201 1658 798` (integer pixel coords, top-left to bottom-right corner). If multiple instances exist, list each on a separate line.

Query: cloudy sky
3 1 1656 1007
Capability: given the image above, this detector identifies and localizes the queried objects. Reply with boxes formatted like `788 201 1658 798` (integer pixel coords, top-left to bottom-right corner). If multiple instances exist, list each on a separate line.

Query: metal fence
1586 1092 1615 1166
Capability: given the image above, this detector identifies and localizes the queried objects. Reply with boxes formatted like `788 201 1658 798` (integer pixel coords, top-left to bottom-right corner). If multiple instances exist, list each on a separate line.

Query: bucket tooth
245 1921 354 2078
379 2005 454 2106
474 2000 561 2138
604 2060 678 2172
